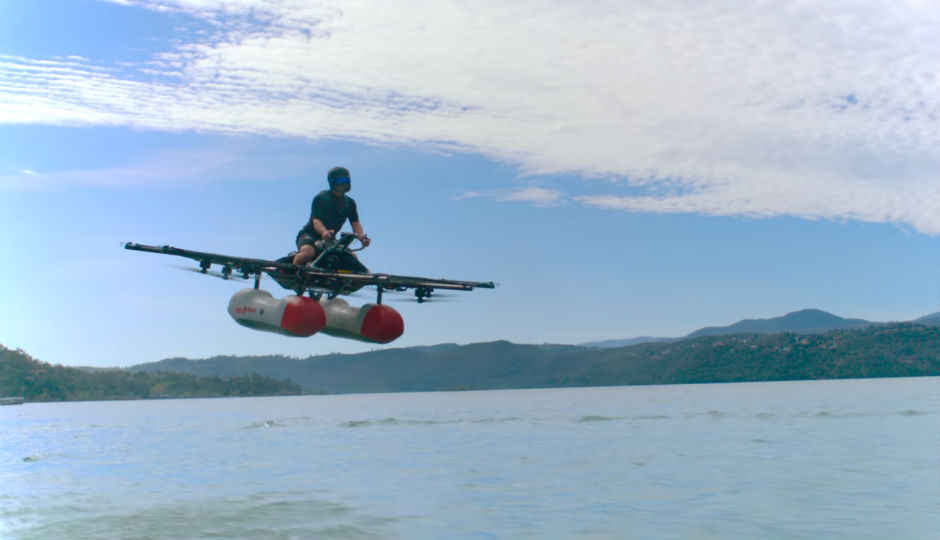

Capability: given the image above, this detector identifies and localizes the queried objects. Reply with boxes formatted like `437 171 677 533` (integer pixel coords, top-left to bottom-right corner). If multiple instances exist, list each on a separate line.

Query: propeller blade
171 264 248 281
388 295 458 303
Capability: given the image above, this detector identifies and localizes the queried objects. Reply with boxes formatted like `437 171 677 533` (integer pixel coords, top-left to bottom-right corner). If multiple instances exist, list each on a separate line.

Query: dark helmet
327 166 351 188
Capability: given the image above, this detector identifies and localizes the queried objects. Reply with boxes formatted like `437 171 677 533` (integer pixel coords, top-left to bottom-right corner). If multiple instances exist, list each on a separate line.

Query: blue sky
2 1 939 367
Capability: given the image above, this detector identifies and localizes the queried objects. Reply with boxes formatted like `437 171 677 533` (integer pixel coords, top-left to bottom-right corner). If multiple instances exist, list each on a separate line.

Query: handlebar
316 232 368 252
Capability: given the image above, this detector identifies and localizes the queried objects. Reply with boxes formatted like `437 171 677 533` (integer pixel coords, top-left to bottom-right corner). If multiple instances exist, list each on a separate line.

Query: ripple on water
339 417 517 428
341 418 399 428
577 415 621 423
8 493 398 540
796 410 933 419
241 417 317 430
469 416 522 424
242 420 288 429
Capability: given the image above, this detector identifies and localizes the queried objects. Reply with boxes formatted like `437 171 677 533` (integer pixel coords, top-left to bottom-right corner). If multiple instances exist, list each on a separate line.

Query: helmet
327 166 351 188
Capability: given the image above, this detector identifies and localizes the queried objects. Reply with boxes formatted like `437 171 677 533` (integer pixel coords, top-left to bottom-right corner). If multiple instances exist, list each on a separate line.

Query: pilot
292 166 371 266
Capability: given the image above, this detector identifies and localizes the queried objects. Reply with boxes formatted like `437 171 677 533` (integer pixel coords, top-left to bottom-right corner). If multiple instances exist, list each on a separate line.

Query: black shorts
296 231 318 249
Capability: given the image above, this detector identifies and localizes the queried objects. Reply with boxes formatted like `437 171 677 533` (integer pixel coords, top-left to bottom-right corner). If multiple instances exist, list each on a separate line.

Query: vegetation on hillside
0 345 300 402
132 324 940 394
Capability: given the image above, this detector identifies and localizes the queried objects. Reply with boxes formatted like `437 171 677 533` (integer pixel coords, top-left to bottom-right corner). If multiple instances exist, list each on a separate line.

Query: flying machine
125 233 495 344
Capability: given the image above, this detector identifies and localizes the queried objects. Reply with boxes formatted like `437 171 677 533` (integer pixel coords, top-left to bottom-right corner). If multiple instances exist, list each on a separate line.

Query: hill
0 345 301 402
132 342 588 394
580 336 676 348
582 308 875 347
914 312 940 325
131 323 940 394
687 308 873 337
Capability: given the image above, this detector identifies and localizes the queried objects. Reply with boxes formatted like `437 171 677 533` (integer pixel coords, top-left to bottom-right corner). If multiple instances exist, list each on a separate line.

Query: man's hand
356 233 371 247
321 229 335 242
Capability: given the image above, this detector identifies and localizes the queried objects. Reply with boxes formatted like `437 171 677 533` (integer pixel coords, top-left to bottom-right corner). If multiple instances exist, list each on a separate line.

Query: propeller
317 290 370 300
171 264 248 281
386 289 458 303
389 297 458 303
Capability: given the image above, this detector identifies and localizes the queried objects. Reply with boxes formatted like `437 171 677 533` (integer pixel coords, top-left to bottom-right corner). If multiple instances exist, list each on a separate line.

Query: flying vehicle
125 233 495 344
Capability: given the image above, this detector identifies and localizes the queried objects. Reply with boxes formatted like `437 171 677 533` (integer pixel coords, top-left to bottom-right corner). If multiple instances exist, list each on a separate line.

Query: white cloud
2 1 940 230
500 187 564 206
457 187 564 207
454 191 484 201
0 147 314 190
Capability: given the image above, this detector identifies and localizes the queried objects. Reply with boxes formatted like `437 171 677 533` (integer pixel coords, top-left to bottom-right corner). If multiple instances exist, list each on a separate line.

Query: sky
1 0 939 367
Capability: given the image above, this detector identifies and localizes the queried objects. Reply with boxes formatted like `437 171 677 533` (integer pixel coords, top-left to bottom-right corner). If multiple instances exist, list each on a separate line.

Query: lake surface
2 377 938 539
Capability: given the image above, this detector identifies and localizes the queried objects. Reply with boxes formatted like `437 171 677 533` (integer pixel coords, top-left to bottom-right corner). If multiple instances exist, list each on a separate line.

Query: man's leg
292 244 317 265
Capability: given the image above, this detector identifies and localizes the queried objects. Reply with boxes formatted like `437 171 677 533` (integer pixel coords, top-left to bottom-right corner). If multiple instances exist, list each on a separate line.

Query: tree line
0 345 300 402
130 323 940 394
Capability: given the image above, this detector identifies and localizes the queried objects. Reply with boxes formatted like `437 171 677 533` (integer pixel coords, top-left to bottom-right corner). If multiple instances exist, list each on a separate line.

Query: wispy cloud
458 187 565 207
2 1 939 231
500 187 564 206
0 146 315 190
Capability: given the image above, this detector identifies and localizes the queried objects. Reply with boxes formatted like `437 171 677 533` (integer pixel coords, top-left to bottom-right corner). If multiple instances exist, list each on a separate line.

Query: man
292 166 370 266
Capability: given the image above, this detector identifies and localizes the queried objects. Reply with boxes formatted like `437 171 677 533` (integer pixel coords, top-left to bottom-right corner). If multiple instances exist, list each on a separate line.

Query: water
2 377 938 539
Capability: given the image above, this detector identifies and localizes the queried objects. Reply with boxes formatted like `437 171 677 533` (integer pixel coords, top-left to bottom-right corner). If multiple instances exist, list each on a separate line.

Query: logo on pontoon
234 306 257 314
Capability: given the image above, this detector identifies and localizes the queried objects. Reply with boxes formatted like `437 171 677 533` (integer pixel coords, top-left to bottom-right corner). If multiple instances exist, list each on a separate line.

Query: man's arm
311 194 334 241
351 221 371 247
310 218 334 241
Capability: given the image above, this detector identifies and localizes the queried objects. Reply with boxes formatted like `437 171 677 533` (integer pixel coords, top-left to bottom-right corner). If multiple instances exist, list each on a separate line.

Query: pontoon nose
319 298 405 344
228 289 326 337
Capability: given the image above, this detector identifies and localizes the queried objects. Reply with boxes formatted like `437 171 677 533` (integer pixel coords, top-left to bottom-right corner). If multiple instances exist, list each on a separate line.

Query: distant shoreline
128 323 940 396
1 345 302 403
7 374 940 404
7 323 940 401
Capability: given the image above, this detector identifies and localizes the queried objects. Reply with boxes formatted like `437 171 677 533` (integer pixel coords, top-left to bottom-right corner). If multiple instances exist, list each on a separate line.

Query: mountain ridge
582 308 894 347
130 322 940 394
687 308 873 338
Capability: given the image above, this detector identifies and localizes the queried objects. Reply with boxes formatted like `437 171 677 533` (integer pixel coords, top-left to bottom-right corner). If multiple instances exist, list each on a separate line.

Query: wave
576 414 670 423
470 416 523 424
339 416 522 428
577 415 622 423
316 413 678 425
242 420 288 429
7 492 397 540
341 418 401 428
794 410 933 419
241 416 315 429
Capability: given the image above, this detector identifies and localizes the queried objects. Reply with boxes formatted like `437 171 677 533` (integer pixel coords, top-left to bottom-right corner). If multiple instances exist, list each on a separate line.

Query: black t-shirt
300 190 359 236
